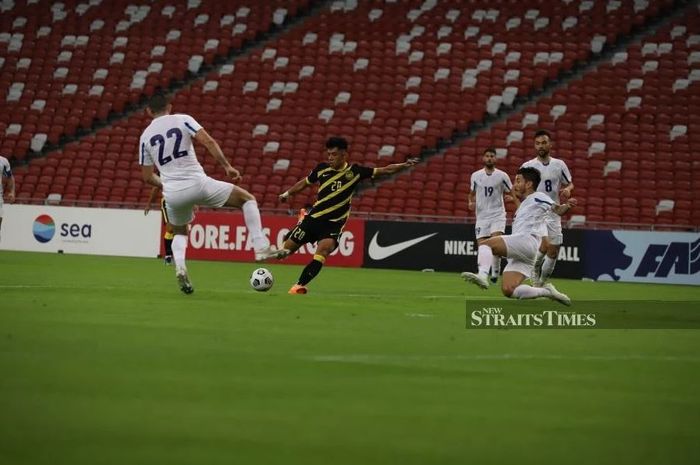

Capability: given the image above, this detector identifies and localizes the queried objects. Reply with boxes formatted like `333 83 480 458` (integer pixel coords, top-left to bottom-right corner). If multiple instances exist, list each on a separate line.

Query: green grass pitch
1 250 699 465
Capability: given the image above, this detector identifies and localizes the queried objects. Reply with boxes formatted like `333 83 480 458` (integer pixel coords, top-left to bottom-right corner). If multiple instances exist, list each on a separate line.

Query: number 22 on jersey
150 128 188 166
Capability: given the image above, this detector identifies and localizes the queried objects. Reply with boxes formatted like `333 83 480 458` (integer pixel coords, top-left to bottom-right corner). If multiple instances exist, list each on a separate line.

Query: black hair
517 167 541 190
325 137 348 151
483 147 497 155
534 129 551 139
148 93 170 113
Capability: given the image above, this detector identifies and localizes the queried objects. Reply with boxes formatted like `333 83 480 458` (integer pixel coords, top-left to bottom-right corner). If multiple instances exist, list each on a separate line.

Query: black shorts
285 216 343 246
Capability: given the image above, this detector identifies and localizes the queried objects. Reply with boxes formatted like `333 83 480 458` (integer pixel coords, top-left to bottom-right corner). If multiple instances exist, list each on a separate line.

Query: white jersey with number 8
520 157 572 202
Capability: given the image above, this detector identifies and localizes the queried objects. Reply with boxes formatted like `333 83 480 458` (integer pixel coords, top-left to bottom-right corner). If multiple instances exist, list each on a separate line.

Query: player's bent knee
547 244 560 258
226 187 255 208
501 285 516 298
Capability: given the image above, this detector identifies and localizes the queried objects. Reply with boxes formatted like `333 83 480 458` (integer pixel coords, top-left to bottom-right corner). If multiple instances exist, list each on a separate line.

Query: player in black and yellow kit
145 186 174 264
279 137 418 294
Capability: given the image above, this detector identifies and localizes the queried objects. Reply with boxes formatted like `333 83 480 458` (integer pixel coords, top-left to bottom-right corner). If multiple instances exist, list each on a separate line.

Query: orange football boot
288 284 308 294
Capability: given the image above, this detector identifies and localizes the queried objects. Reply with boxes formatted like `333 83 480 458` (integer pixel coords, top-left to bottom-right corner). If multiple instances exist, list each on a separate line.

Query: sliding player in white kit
520 129 573 286
465 148 518 283
462 167 575 305
0 155 16 241
139 94 284 294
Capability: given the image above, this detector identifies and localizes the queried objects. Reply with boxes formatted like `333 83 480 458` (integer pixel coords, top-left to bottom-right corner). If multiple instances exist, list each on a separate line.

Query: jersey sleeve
533 192 555 212
180 114 203 137
560 161 572 185
306 163 323 184
355 164 376 180
501 172 512 192
1 158 11 177
139 137 154 166
470 172 477 192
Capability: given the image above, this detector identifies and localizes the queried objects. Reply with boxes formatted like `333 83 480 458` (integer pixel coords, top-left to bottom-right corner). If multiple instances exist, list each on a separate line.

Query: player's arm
552 198 577 216
4 173 15 203
559 162 574 200
141 165 163 189
193 128 241 183
373 157 419 176
505 192 520 209
144 186 160 215
279 178 311 203
560 182 574 201
468 191 476 211
501 173 519 209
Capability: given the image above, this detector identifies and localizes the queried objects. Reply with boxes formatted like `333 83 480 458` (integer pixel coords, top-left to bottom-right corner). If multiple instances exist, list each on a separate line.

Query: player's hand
567 198 578 208
404 158 420 167
144 206 150 216
225 166 242 183
468 200 475 211
279 192 289 203
560 188 571 201
7 192 15 203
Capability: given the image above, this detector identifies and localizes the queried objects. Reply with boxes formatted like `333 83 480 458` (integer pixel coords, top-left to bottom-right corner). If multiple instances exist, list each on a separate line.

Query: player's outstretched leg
490 255 501 284
543 283 571 306
290 253 325 294
288 239 334 294
540 254 557 283
171 229 193 294
502 272 550 300
531 251 545 286
163 229 174 265
461 243 493 289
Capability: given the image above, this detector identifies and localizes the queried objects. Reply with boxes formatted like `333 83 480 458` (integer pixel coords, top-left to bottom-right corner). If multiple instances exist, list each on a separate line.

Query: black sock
298 259 324 286
164 238 173 256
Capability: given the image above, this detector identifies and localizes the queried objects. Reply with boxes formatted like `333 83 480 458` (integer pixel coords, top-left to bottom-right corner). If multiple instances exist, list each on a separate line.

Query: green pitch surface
1 251 699 465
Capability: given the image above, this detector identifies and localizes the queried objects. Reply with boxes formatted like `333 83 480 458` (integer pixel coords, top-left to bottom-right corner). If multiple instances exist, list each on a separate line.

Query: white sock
491 255 501 277
511 284 551 299
242 200 269 251
477 245 493 277
172 234 188 273
542 256 557 281
534 250 545 270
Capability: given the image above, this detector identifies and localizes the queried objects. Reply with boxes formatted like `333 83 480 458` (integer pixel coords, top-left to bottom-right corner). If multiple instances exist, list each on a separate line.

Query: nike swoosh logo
368 232 438 260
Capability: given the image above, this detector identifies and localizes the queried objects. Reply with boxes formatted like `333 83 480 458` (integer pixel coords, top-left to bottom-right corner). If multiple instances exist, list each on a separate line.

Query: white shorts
538 210 563 245
502 233 539 277
163 177 234 226
475 216 506 239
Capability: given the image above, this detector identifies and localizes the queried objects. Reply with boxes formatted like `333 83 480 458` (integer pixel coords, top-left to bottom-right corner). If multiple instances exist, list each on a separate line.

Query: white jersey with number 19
139 114 206 192
470 168 512 220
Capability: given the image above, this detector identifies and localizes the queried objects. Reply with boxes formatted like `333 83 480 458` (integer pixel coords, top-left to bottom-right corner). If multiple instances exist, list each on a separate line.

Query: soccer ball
250 267 274 292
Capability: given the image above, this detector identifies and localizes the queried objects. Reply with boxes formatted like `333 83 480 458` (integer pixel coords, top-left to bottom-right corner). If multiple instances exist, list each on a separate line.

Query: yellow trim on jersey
372 168 378 178
317 166 338 177
310 195 353 218
329 209 351 222
318 164 351 192
313 174 361 208
160 198 170 224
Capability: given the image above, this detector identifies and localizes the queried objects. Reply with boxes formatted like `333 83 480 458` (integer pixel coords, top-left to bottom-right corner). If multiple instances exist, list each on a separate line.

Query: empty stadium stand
2 0 698 228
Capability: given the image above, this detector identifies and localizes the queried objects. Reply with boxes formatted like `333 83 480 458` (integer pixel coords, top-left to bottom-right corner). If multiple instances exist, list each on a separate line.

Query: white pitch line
0 285 497 300
304 354 700 363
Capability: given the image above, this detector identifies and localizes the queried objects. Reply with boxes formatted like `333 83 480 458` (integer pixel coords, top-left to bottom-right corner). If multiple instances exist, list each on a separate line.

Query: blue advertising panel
584 231 699 285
